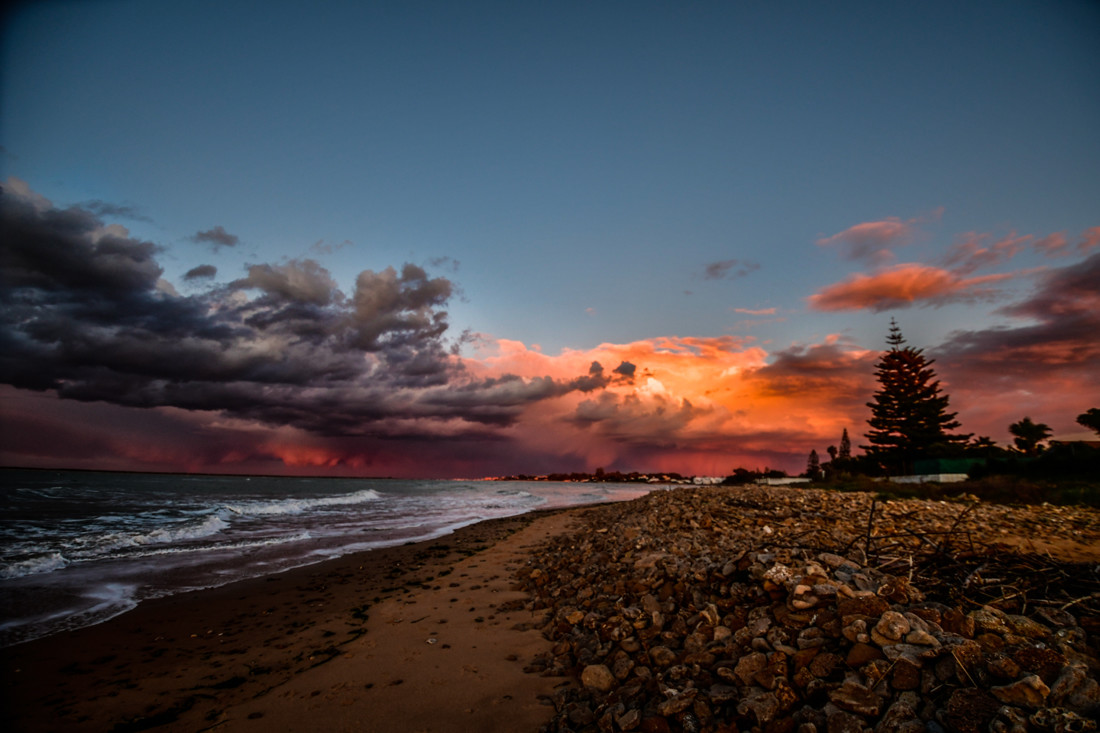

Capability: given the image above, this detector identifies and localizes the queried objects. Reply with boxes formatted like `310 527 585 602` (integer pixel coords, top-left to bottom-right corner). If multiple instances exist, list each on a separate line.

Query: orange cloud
808 263 1014 312
452 334 875 475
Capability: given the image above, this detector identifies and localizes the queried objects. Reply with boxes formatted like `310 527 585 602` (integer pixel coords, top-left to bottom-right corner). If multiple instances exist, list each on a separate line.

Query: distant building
754 477 811 486
886 473 968 484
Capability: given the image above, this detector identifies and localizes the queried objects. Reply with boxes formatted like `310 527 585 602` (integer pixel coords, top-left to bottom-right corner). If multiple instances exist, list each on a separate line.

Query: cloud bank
2 186 1096 477
0 181 612 447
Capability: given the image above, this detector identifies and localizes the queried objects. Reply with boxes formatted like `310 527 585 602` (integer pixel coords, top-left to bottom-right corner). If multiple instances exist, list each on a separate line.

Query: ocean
0 469 660 647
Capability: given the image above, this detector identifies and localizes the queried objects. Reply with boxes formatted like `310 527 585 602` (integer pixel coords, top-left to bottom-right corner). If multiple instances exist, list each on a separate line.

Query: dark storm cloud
0 184 611 438
703 259 760 280
613 361 636 381
934 251 1100 381
747 340 876 406
571 391 706 445
184 264 217 280
191 225 240 249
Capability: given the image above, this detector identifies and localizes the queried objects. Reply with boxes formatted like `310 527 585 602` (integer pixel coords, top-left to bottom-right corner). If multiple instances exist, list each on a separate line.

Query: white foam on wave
106 531 312 560
0 551 69 580
64 513 230 559
141 513 230 544
222 488 382 517
0 582 139 647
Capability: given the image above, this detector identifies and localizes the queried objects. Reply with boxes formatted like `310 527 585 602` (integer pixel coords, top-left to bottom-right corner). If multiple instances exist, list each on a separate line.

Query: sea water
0 469 659 647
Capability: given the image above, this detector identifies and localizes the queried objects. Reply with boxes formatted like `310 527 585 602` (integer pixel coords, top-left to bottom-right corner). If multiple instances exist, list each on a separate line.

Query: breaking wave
221 489 382 516
0 552 69 580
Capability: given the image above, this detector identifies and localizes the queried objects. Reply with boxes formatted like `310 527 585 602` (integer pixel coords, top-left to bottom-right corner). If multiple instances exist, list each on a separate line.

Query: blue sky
2 1 1098 476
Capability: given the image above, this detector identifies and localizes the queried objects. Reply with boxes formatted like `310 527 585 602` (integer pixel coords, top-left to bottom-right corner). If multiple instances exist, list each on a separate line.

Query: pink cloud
734 307 777 315
816 209 941 265
944 232 1031 274
1033 227 1100 257
808 263 1015 312
816 218 915 264
1078 226 1100 254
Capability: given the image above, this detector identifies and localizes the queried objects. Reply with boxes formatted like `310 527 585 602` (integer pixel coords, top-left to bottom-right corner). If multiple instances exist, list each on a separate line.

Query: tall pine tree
863 320 969 471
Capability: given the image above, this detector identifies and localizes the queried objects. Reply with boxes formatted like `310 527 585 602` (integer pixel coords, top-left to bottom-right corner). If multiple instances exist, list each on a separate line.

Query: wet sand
1 507 586 732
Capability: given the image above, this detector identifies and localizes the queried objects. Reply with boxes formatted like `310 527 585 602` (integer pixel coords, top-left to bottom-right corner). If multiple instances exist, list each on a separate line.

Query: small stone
640 715 672 733
941 608 976 637
845 642 883 667
616 708 642 731
991 674 1050 709
734 651 768 685
613 655 635 680
649 646 677 668
763 564 794 586
891 657 922 691
657 690 696 716
1006 614 1050 640
841 617 870 644
581 664 616 692
876 694 921 731
990 706 1029 733
904 629 939 646
737 687 779 725
828 679 882 716
870 610 910 646
1012 645 1066 685
808 652 842 678
969 606 1010 635
986 653 1021 680
707 684 738 704
943 688 1000 733
825 707 866 733
1028 708 1098 733
837 594 889 618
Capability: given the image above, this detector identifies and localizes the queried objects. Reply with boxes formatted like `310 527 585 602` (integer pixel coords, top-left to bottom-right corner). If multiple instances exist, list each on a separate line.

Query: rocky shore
512 486 1100 732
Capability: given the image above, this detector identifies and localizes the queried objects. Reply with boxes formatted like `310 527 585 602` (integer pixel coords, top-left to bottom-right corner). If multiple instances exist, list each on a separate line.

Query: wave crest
222 489 382 517
1 552 69 580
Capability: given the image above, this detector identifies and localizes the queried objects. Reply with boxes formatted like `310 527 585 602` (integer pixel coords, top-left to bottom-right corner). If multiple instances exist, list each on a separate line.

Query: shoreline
4 486 1099 732
1 506 585 732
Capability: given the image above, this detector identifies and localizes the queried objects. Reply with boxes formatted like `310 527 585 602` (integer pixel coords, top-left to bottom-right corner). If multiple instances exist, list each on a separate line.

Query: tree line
806 319 1100 481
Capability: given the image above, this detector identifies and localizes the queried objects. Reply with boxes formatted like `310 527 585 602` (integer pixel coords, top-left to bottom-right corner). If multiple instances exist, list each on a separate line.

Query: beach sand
1 507 584 732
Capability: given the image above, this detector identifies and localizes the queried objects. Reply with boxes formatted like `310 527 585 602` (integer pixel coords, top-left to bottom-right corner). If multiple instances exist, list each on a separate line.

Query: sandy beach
3 486 1099 732
1 508 583 732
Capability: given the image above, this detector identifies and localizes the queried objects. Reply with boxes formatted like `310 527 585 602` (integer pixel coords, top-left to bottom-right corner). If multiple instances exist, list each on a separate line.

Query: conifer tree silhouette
863 320 969 472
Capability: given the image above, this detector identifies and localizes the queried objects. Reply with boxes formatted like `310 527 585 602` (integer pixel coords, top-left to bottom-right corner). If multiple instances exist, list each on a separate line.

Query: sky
1 0 1098 478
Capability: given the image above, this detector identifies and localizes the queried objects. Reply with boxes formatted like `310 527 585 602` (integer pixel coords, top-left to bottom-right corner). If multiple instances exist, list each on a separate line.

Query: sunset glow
2 2 1097 477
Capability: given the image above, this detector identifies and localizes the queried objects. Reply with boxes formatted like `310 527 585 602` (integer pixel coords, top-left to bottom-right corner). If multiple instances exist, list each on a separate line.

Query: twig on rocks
950 649 978 687
1060 591 1100 612
865 498 878 560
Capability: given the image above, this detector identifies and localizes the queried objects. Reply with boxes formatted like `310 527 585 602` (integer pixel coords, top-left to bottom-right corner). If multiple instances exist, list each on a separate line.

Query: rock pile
513 486 1100 732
